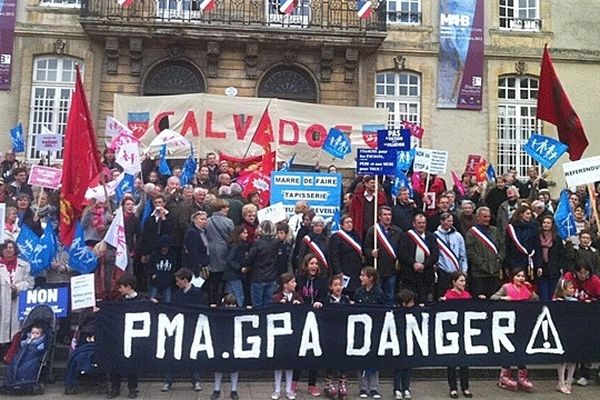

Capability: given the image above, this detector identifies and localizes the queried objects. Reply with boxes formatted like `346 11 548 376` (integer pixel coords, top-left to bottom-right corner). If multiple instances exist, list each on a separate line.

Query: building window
374 71 421 136
258 65 317 103
28 57 82 161
387 0 421 25
497 76 542 178
142 60 205 96
39 0 81 7
266 0 311 27
499 0 541 31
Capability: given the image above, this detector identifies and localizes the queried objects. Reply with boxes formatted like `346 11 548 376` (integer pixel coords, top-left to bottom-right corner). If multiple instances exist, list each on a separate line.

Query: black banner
95 301 600 374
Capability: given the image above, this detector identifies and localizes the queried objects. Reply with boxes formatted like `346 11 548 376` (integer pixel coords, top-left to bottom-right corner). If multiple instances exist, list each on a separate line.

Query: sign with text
356 149 397 175
464 154 482 176
377 129 411 151
270 172 342 218
563 155 600 187
18 286 69 320
413 148 449 175
70 274 96 311
257 202 287 223
35 134 63 152
28 165 63 190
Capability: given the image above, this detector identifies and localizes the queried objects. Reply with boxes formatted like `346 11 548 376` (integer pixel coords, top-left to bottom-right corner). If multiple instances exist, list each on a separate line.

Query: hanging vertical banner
437 0 484 110
0 0 17 90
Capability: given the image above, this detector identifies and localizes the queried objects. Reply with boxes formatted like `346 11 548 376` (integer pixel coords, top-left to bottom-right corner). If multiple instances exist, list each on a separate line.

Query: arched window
258 65 318 103
28 56 82 161
374 70 421 129
497 75 542 178
142 60 205 96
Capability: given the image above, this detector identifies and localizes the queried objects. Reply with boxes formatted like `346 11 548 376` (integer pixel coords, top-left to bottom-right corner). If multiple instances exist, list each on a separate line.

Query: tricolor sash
303 235 329 269
375 224 396 259
435 234 461 272
506 224 535 274
407 230 431 257
337 230 363 256
469 226 498 255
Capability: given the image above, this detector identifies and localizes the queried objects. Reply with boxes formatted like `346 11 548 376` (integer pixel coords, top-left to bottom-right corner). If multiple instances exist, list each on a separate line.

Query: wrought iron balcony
80 0 387 33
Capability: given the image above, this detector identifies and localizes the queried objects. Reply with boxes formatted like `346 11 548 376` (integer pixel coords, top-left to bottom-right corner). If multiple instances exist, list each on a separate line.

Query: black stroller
1 305 57 395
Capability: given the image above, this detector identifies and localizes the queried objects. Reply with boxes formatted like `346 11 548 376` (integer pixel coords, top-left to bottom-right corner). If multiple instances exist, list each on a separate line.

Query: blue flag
396 149 416 173
322 128 352 159
391 172 414 198
140 198 153 230
16 223 56 276
10 123 24 153
486 163 497 181
554 190 577 240
115 173 135 204
159 144 172 176
180 154 198 186
16 224 40 264
280 153 296 172
523 134 568 169
68 222 98 274
330 209 341 233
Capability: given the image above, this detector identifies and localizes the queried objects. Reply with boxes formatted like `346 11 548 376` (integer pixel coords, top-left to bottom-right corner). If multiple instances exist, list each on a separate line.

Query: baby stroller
1 304 56 395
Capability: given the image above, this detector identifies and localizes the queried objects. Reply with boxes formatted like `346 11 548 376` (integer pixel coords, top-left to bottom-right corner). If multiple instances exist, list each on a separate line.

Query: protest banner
18 286 69 320
413 148 448 175
523 134 568 169
28 165 63 190
270 172 342 218
114 93 387 167
562 155 600 187
464 154 481 176
70 273 96 311
35 134 63 152
377 128 411 151
96 301 600 374
257 202 287 223
356 149 397 175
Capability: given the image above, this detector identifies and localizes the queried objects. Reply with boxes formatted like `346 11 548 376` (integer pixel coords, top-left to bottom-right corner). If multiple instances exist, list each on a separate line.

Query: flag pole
422 172 431 211
374 174 379 270
34 187 45 219
241 99 272 161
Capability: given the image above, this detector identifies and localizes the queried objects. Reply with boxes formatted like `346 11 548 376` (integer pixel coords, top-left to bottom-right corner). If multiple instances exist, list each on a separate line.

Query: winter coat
0 258 34 343
465 224 505 279
274 240 292 276
4 333 46 385
353 286 385 305
564 243 600 274
205 211 234 273
225 242 249 282
296 274 328 305
182 225 210 275
328 230 364 293
539 234 564 278
504 221 542 270
434 226 468 274
391 202 417 232
147 248 178 289
138 211 174 256
297 231 329 273
399 229 440 286
364 224 402 278
349 185 387 240
245 237 279 283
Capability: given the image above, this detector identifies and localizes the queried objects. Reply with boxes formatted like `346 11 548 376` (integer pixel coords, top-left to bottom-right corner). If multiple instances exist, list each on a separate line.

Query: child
162 268 203 392
554 279 577 394
275 222 293 276
225 226 250 307
271 273 303 400
442 272 473 399
293 254 328 397
211 294 241 400
491 267 539 392
147 234 177 303
354 267 384 399
108 274 148 399
324 274 351 400
393 290 415 400
3 323 46 388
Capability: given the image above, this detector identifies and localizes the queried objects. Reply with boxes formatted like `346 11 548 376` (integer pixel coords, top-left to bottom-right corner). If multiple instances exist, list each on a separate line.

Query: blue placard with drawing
356 149 397 175
322 128 352 159
18 286 69 320
523 134 568 169
377 128 411 151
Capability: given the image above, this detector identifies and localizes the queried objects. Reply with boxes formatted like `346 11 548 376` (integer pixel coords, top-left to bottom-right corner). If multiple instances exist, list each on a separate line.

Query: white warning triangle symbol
525 306 564 355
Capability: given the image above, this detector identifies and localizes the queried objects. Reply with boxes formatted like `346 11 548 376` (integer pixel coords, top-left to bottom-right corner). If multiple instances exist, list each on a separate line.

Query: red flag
474 159 488 183
537 45 588 161
59 66 102 246
252 107 274 154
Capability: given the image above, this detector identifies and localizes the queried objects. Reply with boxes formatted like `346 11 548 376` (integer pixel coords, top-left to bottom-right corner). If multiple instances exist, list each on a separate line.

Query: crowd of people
0 148 599 399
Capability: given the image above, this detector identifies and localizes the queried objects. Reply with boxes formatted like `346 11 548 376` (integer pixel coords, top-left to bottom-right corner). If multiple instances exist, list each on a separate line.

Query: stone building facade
2 0 600 190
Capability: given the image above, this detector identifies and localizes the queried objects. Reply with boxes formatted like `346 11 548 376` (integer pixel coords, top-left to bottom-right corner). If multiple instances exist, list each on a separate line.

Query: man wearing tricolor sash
328 215 364 296
399 213 439 305
364 206 402 306
434 213 467 299
465 207 505 299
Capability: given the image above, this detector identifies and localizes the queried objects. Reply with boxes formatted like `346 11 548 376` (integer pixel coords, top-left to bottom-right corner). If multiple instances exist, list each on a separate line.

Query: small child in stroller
2 323 47 388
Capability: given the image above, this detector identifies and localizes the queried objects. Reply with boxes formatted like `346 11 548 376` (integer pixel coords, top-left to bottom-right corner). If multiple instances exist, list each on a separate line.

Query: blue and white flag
322 128 352 159
68 222 98 274
554 190 577 240
523 134 569 169
179 153 197 186
330 209 341 233
391 172 413 198
486 163 497 181
396 148 416 173
16 224 40 264
140 198 153 230
280 153 297 172
16 223 56 276
115 173 135 204
159 144 172 176
10 122 24 153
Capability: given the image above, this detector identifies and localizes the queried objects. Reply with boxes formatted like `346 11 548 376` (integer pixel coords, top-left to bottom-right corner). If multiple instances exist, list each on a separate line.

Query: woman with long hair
537 216 564 301
504 204 542 280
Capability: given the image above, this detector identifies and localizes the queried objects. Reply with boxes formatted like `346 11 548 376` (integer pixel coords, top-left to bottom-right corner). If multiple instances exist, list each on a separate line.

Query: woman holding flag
328 215 364 297
504 205 542 281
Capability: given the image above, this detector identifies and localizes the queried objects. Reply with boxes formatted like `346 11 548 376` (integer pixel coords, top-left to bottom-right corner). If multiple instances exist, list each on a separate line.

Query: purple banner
0 0 17 90
437 0 484 110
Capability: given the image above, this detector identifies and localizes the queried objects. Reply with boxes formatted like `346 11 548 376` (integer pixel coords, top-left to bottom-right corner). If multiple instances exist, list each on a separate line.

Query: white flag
85 179 118 202
104 206 128 271
116 141 142 175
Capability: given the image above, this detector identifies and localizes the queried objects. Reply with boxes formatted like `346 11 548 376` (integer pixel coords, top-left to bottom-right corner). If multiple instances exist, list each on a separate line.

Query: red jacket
349 184 387 240
564 272 600 301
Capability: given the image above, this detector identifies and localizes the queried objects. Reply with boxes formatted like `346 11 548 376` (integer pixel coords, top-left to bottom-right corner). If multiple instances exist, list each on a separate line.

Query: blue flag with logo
322 128 352 159
391 172 414 198
330 209 341 233
179 153 197 187
140 198 153 230
159 144 172 176
396 149 416 173
16 224 40 265
554 190 577 240
523 134 568 169
16 223 56 276
486 163 496 181
115 173 135 204
68 222 98 274
10 122 24 153
280 153 296 172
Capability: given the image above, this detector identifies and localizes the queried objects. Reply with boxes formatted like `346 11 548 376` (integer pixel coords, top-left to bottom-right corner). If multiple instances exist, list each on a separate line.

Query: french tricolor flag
117 0 134 8
200 0 216 12
356 0 373 19
280 0 298 15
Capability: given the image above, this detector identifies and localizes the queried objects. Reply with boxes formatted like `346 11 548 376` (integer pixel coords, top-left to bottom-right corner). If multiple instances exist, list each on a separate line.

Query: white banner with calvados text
113 93 388 167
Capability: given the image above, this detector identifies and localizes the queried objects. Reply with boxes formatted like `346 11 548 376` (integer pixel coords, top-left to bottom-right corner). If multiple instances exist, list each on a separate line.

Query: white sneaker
577 377 589 387
394 390 403 399
403 390 412 400
286 391 297 400
271 391 281 400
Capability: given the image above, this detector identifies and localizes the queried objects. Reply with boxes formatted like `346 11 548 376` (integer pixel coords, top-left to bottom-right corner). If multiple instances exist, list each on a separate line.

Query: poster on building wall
437 0 484 110
0 0 17 90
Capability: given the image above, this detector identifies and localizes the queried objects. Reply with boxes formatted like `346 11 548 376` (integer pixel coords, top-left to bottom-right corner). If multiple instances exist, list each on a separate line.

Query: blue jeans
251 281 277 307
537 276 560 301
380 275 397 306
225 280 245 307
148 286 172 303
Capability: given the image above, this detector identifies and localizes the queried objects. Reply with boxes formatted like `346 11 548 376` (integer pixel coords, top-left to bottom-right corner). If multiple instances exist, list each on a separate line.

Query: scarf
0 257 17 274
540 233 553 263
